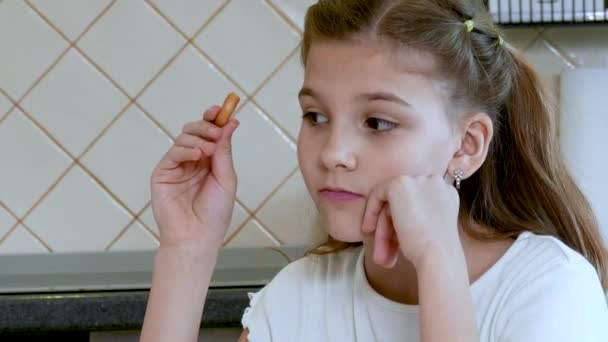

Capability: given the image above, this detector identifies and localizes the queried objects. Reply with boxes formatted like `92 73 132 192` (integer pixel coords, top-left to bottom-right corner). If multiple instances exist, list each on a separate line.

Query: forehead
302 39 451 111
304 39 439 80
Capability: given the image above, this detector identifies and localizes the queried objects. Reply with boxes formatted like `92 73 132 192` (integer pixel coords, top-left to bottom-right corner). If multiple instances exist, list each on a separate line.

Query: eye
302 112 328 125
366 117 398 131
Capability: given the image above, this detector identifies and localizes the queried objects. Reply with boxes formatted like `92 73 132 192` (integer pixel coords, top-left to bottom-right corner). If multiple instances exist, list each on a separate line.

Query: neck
362 222 514 305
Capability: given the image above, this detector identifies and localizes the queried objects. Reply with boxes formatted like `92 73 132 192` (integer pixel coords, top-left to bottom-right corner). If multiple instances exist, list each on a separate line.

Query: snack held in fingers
214 92 240 127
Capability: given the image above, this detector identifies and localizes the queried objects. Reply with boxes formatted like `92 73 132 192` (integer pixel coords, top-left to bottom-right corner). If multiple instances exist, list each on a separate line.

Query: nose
320 127 357 171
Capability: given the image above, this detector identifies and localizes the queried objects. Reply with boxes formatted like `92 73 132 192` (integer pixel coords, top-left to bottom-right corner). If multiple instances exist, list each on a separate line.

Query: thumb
212 118 240 184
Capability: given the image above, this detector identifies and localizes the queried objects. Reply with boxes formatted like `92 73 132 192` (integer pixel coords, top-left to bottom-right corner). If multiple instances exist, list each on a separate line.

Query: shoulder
241 246 362 339
501 232 602 290
257 245 361 301
496 232 608 341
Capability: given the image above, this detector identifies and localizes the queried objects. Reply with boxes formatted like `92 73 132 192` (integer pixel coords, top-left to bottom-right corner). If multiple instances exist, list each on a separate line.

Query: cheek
377 134 452 177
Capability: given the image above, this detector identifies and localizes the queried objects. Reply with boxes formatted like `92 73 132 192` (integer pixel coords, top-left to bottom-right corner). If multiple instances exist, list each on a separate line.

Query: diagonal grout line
27 0 182 158
13 44 72 105
0 202 22 245
145 0 231 44
0 88 17 124
74 158 142 218
19 222 54 253
189 0 232 41
265 0 304 35
537 30 578 68
6 102 146 250
0 162 80 251
103 217 138 251
104 202 155 251
19 0 116 106
223 167 300 246
513 27 543 52
134 201 160 240
248 43 301 100
132 42 190 101
6 106 143 247
0 108 13 124
0 222 20 246
132 102 177 140
188 40 301 146
0 201 19 221
12 0 302 251
189 43 250 97
14 102 79 161
25 0 116 44
249 98 298 144
71 0 117 43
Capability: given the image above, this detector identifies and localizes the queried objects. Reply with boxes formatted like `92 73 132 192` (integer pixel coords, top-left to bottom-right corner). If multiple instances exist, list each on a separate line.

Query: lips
319 187 363 202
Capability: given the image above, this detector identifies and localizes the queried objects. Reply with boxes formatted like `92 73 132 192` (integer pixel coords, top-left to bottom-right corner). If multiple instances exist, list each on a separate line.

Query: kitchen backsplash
1 0 607 254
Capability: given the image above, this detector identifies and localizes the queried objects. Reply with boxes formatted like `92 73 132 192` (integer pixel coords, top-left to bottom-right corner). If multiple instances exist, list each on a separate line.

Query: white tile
523 38 572 99
232 103 298 210
0 110 72 217
545 27 608 68
24 166 133 253
0 207 17 238
139 205 160 237
257 170 325 246
269 0 316 30
29 0 112 40
225 201 250 243
78 0 185 97
148 0 225 37
0 225 48 255
0 93 13 118
255 53 303 138
0 0 68 99
109 221 159 251
195 0 300 93
139 46 244 138
502 28 538 51
81 105 172 213
21 49 129 156
226 218 279 247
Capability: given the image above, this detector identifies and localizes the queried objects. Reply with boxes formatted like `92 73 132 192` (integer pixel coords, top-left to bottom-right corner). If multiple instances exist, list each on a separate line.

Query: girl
140 0 608 341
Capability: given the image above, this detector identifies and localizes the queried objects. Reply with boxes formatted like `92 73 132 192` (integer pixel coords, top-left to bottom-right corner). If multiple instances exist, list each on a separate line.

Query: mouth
319 187 364 202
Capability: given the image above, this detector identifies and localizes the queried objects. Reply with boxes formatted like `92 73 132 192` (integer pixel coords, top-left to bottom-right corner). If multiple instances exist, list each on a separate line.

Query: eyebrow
298 87 412 108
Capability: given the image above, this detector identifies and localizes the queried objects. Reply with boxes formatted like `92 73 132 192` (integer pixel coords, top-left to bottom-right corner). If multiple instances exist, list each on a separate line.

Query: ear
447 112 493 180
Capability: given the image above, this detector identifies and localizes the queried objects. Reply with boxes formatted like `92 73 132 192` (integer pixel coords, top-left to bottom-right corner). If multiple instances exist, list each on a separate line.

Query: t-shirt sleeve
241 285 272 342
240 256 314 341
498 255 608 342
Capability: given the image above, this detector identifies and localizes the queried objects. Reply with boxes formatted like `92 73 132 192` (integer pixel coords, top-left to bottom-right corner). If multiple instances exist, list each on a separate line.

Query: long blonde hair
301 0 607 291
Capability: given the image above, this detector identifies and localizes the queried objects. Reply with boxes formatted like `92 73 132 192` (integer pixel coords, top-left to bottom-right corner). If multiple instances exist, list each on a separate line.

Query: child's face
297 40 460 243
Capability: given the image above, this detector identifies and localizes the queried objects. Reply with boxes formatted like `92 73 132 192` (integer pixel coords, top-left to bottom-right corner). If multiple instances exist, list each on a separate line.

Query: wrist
155 243 220 273
415 240 467 273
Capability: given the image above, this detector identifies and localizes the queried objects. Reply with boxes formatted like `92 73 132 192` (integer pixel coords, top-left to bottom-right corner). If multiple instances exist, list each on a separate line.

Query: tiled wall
1 0 607 255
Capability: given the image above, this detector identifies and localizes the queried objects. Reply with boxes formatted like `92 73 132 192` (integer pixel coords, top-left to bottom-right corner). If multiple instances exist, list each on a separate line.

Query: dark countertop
0 246 308 334
0 287 262 334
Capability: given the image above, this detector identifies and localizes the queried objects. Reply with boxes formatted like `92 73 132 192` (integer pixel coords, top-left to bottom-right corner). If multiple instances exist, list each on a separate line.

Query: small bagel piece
214 92 241 127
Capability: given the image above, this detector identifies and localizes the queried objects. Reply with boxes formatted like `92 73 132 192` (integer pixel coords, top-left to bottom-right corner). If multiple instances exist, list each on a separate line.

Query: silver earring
454 169 464 190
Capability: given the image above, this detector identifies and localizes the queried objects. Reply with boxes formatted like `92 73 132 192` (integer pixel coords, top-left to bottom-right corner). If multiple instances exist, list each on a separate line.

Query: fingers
373 206 400 269
203 106 222 122
175 133 216 154
166 145 202 165
182 119 223 141
361 184 388 234
211 118 240 181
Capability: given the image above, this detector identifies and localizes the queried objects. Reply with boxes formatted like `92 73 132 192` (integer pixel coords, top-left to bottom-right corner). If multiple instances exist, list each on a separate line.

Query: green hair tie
464 19 474 32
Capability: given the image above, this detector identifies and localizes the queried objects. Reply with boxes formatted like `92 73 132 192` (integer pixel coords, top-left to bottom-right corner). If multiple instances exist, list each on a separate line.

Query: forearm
417 245 479 342
140 245 219 342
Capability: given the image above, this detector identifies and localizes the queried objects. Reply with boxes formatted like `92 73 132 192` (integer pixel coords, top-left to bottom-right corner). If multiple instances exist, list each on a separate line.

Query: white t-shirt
241 232 608 341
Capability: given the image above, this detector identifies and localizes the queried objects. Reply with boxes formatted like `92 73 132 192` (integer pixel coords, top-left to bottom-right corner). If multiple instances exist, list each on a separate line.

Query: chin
318 210 364 243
